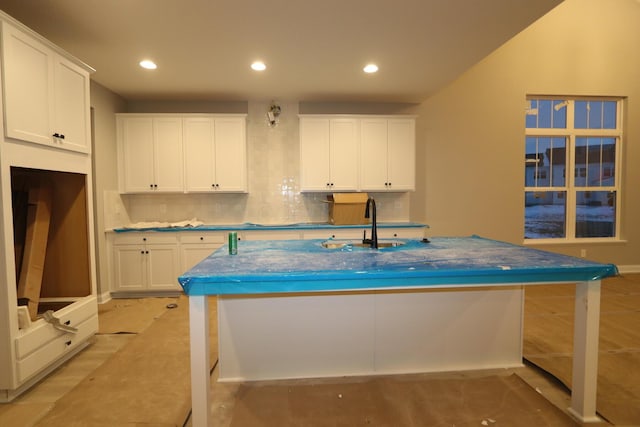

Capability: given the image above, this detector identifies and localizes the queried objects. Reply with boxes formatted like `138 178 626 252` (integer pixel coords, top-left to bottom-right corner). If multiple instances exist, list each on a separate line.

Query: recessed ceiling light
251 61 266 71
139 60 157 70
363 63 378 73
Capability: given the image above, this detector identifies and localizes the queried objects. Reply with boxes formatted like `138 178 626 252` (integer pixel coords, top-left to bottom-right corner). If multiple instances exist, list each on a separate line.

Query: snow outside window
524 98 622 240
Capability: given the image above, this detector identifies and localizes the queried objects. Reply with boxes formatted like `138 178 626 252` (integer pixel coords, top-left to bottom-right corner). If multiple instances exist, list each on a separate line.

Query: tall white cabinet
1 21 90 153
0 12 98 401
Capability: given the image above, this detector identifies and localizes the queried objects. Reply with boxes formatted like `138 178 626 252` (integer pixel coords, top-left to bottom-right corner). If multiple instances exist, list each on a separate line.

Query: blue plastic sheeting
178 236 618 296
114 222 427 233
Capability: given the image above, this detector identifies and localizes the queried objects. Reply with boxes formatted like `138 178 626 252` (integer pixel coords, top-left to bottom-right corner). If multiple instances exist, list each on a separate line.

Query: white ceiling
0 0 563 103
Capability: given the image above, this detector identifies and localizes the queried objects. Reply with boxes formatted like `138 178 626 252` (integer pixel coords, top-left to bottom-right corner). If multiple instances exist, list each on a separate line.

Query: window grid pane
575 191 616 238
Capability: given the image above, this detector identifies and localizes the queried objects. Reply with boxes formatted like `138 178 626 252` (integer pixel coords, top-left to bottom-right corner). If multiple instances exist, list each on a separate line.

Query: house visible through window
524 97 622 240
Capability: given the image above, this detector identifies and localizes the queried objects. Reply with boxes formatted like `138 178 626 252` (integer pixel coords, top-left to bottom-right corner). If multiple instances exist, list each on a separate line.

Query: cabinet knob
52 133 60 138
65 340 72 346
60 134 65 139
140 250 145 254
145 250 149 254
149 184 154 189
154 184 158 188
143 237 147 241
200 237 204 241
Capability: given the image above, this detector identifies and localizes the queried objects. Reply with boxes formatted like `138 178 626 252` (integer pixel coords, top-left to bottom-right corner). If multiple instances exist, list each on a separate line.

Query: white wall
89 81 126 299
412 0 640 266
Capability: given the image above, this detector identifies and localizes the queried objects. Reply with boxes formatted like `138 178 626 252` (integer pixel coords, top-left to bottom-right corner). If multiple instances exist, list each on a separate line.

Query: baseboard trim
617 265 640 274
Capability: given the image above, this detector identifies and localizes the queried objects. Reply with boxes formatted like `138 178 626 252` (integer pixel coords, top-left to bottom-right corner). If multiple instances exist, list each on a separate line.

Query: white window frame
524 96 623 244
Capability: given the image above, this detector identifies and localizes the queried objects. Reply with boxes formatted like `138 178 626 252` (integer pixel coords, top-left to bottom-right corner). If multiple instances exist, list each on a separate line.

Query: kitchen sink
321 240 406 249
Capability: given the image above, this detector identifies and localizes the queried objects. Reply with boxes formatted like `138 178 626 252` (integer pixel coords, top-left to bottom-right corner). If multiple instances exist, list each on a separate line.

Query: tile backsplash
104 100 410 228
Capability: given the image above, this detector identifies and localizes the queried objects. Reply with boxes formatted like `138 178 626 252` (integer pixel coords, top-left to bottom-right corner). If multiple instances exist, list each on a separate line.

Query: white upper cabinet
184 116 247 192
1 21 91 153
117 114 246 194
300 115 415 192
360 117 415 191
117 115 184 193
299 117 359 191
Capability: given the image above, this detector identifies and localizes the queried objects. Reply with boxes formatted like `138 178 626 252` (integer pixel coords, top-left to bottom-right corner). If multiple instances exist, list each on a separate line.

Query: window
524 97 622 240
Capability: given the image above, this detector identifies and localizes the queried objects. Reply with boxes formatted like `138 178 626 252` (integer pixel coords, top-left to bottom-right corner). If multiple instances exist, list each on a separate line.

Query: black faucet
363 197 378 249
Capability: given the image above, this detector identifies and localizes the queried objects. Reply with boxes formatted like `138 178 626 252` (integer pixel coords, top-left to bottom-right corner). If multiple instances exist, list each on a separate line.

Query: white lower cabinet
179 233 225 272
111 233 181 294
108 227 425 296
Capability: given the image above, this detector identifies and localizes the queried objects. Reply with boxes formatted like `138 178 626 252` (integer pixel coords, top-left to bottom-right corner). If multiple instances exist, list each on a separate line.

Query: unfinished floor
0 274 637 426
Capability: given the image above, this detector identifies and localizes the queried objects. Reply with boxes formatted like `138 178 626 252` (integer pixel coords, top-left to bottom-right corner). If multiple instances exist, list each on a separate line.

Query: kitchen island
178 236 617 426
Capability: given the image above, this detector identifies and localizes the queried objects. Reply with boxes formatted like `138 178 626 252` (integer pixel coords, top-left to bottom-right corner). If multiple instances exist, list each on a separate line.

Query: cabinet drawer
113 233 177 245
179 233 225 244
377 228 424 239
15 297 96 359
302 229 365 240
243 231 302 240
16 315 98 383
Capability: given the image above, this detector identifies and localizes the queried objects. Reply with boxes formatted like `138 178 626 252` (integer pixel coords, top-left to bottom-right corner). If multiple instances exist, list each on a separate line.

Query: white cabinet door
146 244 181 291
300 117 359 192
184 117 216 191
153 117 184 192
52 56 90 152
112 246 147 291
360 118 415 191
360 118 389 191
330 119 359 191
1 22 90 153
300 118 331 191
387 119 415 191
214 117 247 192
1 23 52 146
120 117 155 192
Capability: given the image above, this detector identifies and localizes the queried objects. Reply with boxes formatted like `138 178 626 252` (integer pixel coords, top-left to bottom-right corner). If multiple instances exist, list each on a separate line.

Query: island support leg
189 295 211 427
568 280 601 423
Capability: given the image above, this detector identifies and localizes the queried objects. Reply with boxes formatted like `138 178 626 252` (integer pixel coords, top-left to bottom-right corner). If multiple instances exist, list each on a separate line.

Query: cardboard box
326 193 369 225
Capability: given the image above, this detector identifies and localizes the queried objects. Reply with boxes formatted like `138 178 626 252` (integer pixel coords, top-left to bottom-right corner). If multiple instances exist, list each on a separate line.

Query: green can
228 232 238 255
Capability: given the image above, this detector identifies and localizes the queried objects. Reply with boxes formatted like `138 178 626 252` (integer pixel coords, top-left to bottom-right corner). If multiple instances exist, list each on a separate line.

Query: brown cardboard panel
326 193 369 225
230 373 579 427
17 186 52 321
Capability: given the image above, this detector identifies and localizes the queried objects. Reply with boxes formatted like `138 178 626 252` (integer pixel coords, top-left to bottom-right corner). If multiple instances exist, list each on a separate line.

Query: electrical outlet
580 249 587 258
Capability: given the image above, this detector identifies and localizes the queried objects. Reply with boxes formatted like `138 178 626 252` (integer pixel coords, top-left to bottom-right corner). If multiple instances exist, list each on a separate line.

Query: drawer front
242 230 302 241
16 315 98 383
15 297 97 359
302 229 365 240
179 232 225 244
113 233 178 245
377 228 424 239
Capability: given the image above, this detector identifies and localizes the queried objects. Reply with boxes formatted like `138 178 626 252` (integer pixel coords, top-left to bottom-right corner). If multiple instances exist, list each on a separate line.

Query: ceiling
0 0 563 103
